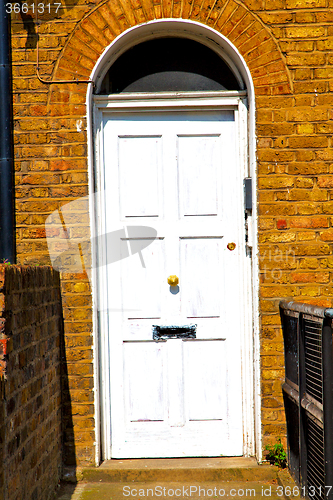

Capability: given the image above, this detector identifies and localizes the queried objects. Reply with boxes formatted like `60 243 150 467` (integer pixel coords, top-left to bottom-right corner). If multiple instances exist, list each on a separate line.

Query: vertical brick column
0 265 63 500
0 378 5 500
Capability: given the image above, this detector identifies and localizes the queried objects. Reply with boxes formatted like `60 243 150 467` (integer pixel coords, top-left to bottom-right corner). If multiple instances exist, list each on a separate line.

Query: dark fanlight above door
97 37 241 94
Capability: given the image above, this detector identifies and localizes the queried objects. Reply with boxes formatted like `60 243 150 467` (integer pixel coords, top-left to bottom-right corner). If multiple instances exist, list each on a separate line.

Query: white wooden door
103 109 244 458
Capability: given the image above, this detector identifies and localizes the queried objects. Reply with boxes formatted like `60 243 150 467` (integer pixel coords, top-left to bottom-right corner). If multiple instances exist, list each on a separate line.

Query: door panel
124 342 165 422
118 136 162 218
103 110 244 458
178 135 220 216
180 238 222 317
120 237 165 319
184 340 226 421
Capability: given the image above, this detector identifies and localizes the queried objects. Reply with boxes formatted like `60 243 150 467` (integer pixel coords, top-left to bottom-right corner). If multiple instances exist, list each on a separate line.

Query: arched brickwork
49 0 292 107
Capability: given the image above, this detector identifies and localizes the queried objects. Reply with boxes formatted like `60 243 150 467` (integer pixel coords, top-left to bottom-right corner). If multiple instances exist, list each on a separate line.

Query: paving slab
56 480 288 500
76 458 278 483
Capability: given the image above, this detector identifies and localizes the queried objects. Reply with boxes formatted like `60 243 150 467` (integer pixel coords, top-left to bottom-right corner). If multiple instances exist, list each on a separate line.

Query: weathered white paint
94 102 248 458
87 19 260 464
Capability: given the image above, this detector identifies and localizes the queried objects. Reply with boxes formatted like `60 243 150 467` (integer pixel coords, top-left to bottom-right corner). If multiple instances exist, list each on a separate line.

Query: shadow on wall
14 0 87 49
60 309 78 482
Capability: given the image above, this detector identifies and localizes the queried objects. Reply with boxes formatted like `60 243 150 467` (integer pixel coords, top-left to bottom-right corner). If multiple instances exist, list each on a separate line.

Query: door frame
86 19 260 464
93 92 255 460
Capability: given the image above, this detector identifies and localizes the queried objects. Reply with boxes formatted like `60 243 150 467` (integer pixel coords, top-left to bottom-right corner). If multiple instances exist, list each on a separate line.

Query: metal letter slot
152 324 197 340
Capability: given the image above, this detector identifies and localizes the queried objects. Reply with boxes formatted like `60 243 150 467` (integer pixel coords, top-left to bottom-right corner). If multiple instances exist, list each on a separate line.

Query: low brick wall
0 377 5 500
0 265 63 500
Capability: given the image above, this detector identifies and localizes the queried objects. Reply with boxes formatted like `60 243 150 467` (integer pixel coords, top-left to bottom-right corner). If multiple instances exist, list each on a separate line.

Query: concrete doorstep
55 458 298 500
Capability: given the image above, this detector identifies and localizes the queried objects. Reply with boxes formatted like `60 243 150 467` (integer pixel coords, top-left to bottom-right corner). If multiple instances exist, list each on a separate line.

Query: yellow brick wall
10 0 333 462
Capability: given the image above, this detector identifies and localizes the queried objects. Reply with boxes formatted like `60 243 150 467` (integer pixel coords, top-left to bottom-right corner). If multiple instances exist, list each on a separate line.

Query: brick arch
50 0 292 103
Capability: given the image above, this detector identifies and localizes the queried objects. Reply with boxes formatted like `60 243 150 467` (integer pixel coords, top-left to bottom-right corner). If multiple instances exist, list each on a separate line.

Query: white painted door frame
92 91 256 460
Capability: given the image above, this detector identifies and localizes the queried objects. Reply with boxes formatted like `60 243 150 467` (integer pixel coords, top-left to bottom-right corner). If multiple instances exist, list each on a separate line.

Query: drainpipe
0 0 15 263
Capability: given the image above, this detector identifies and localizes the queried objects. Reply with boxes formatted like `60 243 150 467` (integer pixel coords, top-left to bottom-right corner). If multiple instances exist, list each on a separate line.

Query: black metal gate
280 301 333 500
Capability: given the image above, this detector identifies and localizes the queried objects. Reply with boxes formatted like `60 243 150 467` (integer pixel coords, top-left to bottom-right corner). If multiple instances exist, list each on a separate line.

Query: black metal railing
280 301 333 500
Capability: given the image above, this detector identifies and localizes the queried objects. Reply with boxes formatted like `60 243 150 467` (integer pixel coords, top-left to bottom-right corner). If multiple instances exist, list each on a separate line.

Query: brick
322 203 333 214
285 26 326 38
286 0 325 7
294 81 327 94
18 119 50 131
317 124 333 136
319 231 333 241
261 368 285 380
68 375 94 389
297 232 317 241
70 403 95 416
318 177 333 188
295 150 315 162
289 136 328 148
287 107 327 122
315 68 333 80
261 355 284 368
261 343 285 357
259 204 296 215
258 177 294 189
294 68 311 81
317 39 333 51
256 109 273 122
289 216 329 228
258 162 274 174
259 218 275 230
316 149 333 161
260 257 297 271
294 177 314 188
260 232 296 243
286 53 326 66
293 244 330 255
299 286 320 297
270 111 286 123
291 272 330 283
277 219 287 230
269 191 285 201
288 162 328 175
261 315 284 326
256 96 293 109
257 123 295 136
21 173 60 185
67 362 93 377
260 285 298 298
299 258 319 269
273 137 287 148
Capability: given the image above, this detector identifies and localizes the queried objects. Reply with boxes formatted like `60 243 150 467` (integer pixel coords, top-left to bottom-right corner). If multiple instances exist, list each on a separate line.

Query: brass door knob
227 242 236 251
167 275 179 286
